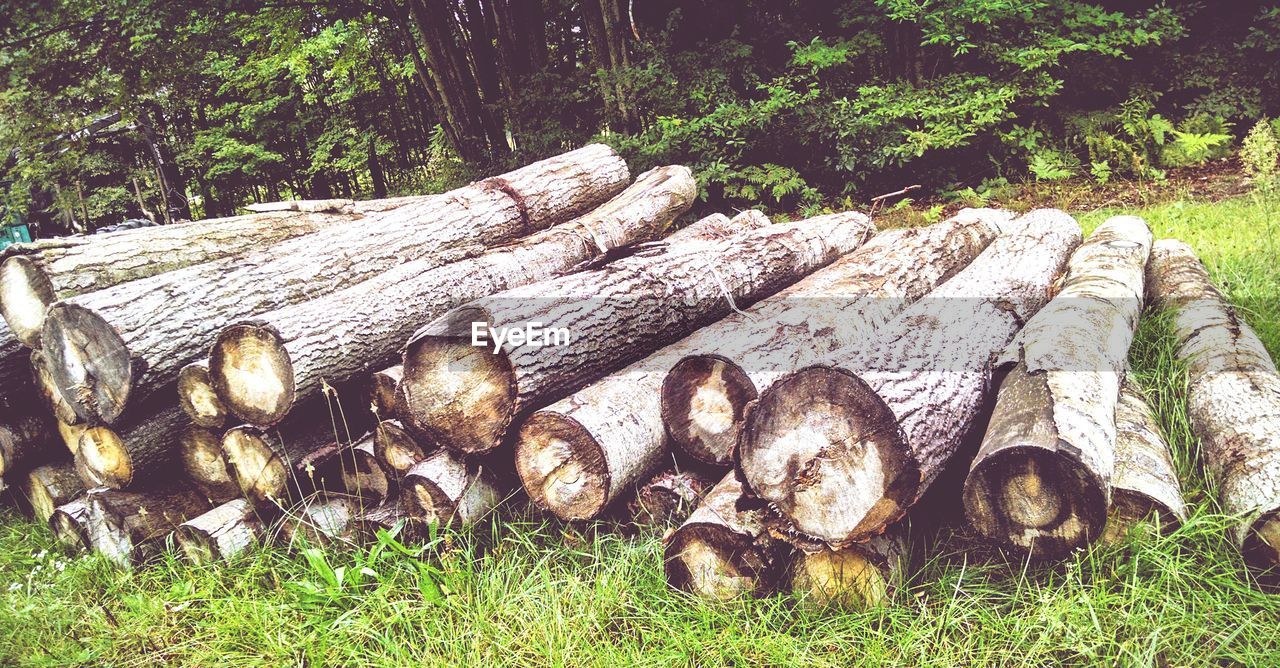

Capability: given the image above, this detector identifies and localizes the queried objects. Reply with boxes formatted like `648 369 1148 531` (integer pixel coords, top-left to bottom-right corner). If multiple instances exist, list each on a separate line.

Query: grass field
1 191 1278 666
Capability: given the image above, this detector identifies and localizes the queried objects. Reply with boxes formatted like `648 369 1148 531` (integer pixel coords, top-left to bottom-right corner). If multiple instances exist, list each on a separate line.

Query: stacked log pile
0 143 1271 603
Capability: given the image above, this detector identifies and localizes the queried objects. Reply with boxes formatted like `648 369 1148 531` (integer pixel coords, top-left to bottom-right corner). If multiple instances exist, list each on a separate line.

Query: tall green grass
1 195 1278 666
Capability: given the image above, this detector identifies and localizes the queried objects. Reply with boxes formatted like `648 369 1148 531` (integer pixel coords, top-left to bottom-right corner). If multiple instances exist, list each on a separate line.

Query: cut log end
662 355 757 466
176 498 262 564
963 446 1107 558
1101 489 1180 544
49 503 90 549
178 362 228 428
374 420 427 476
0 255 57 348
1243 510 1280 586
75 426 133 488
209 323 295 427
789 548 888 610
42 302 132 424
738 367 912 546
342 440 391 503
23 463 85 524
367 366 404 419
222 427 288 506
515 412 608 520
401 332 514 454
179 426 239 501
664 524 767 600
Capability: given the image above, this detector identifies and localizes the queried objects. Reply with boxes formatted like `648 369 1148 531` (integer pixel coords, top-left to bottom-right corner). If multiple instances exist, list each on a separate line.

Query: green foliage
1028 150 1076 181
1242 118 1280 191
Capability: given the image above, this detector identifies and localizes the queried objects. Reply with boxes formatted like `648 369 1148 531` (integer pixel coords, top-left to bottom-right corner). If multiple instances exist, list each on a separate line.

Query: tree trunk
207 165 691 428
49 495 92 548
74 403 186 489
962 216 1152 558
0 209 360 348
660 210 1008 468
0 411 56 478
401 449 504 527
178 361 228 429
1147 239 1280 584
83 485 214 568
176 498 265 564
737 210 1080 550
786 527 907 610
355 498 425 543
1101 377 1186 543
663 473 790 600
626 469 712 528
420 211 875 460
374 419 430 479
179 425 240 503
222 415 358 509
338 434 393 506
367 365 404 420
0 327 32 410
241 199 355 214
278 493 364 548
31 349 81 427
43 145 629 425
22 459 84 523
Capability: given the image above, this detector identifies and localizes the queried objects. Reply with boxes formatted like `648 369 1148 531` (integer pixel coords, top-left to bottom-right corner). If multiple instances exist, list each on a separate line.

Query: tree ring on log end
178 364 227 428
222 427 288 506
43 302 133 424
374 420 426 475
1243 509 1280 589
515 412 608 520
664 524 768 600
404 473 459 526
0 255 57 348
789 547 887 610
401 311 516 454
738 366 912 545
76 426 132 488
661 354 758 466
180 426 235 491
209 323 295 427
963 445 1107 558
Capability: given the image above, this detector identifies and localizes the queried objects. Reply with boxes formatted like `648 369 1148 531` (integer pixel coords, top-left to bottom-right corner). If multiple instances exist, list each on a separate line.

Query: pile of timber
0 142 1273 602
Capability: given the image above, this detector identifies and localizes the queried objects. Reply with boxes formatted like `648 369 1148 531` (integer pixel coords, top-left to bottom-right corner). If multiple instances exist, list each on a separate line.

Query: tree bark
367 365 404 420
786 527 907 610
278 493 364 548
176 498 265 564
1147 239 1280 583
962 216 1152 558
74 403 186 489
83 485 214 568
179 425 240 504
0 210 360 348
0 411 56 478
207 165 692 428
663 473 790 600
222 414 358 509
402 449 504 527
49 495 92 549
32 349 81 427
374 419 430 479
737 210 1081 550
42 145 630 425
1101 376 1186 543
354 498 425 543
626 469 712 528
419 211 875 460
178 361 228 429
22 459 84 523
0 326 32 410
338 433 393 506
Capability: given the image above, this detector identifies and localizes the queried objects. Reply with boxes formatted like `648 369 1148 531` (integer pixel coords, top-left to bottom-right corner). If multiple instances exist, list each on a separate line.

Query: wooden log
662 210 1010 467
175 498 265 563
178 425 240 503
222 419 350 508
1101 378 1187 543
207 166 695 427
242 198 354 213
278 493 363 547
0 209 364 347
23 459 85 523
0 325 32 411
74 403 185 489
366 365 404 419
663 472 790 600
31 349 81 426
374 419 430 479
787 527 907 609
626 469 712 528
338 433 393 505
83 485 214 567
55 421 85 456
412 211 876 457
737 210 1081 549
401 449 504 527
354 499 425 543
49 496 92 549
1147 239 1280 581
0 411 56 477
41 144 630 425
962 216 1152 558
178 361 227 429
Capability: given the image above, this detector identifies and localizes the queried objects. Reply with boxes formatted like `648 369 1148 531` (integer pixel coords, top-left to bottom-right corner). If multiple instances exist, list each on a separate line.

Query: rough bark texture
278 493 364 547
0 411 56 477
0 209 362 348
417 211 876 460
42 144 630 425
32 349 81 426
354 499 425 543
661 210 1010 467
23 459 85 523
663 473 791 600
339 434 393 506
83 485 214 568
74 403 186 489
401 449 504 527
178 361 227 429
1147 239 1280 581
787 526 907 609
176 498 265 563
49 495 92 548
374 419 430 479
206 165 692 427
626 469 712 528
737 210 1081 549
242 198 355 213
963 216 1152 558
367 365 404 420
1102 377 1187 543
178 425 240 503
0 326 31 411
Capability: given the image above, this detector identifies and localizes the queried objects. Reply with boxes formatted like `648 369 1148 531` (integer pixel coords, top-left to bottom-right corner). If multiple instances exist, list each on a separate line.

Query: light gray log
401 450 504 527
374 419 430 480
178 425 240 503
176 498 265 563
23 459 85 523
1101 377 1187 543
178 361 227 429
737 210 1081 549
83 485 214 568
